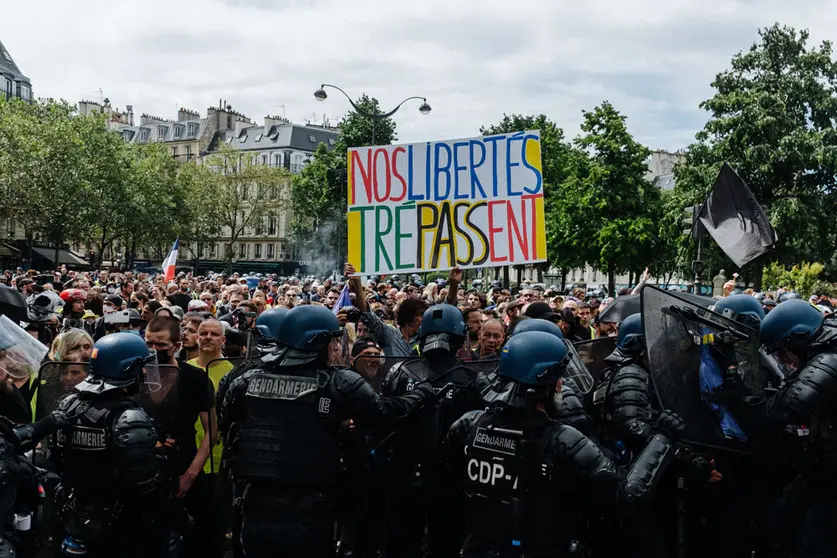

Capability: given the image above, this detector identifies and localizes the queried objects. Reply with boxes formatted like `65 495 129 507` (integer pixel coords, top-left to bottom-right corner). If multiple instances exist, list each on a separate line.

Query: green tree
479 114 582 286
204 144 291 272
290 95 397 274
573 101 655 294
675 24 837 287
178 160 223 271
124 144 187 266
762 261 825 296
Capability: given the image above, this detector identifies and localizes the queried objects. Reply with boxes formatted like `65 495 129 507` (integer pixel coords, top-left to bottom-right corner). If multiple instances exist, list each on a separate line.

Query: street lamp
313 83 431 144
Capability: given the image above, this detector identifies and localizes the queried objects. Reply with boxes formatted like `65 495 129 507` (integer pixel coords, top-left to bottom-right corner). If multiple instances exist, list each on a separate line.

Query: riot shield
137 364 180 424
34 361 90 421
0 314 49 381
572 337 617 383
642 285 766 450
351 355 419 393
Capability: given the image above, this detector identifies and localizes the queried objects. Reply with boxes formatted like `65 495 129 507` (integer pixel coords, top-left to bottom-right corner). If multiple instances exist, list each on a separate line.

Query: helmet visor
562 341 595 394
0 315 48 379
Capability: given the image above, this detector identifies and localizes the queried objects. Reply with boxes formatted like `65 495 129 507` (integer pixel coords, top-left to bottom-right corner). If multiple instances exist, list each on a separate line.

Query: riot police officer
382 303 490 558
214 306 288 558
443 331 682 557
759 299 837 557
50 332 166 557
216 306 289 409
218 305 434 558
593 313 653 458
506 319 592 435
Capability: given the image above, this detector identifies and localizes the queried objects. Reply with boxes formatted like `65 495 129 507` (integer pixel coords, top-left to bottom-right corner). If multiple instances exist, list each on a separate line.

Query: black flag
692 163 777 267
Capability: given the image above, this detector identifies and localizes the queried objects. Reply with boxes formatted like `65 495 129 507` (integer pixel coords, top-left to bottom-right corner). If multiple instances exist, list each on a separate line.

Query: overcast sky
2 0 836 149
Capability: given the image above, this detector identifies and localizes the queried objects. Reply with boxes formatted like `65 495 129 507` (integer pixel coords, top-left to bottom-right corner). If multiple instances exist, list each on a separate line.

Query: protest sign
346 131 546 275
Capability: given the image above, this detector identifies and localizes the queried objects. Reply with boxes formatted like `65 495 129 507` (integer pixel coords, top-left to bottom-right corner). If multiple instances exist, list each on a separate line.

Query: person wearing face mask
218 305 434 558
144 316 217 556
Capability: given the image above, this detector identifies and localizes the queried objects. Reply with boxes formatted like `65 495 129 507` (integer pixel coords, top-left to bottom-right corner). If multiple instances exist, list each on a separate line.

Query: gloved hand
344 307 362 324
48 408 72 429
654 411 685 440
714 330 738 365
411 380 437 402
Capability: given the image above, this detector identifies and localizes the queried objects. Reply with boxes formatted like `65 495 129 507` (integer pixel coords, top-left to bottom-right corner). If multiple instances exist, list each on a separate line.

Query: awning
31 246 89 266
0 243 21 257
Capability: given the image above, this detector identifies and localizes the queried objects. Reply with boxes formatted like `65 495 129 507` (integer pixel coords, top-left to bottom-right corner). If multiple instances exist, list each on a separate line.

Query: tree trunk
607 263 616 296
25 230 33 270
628 270 634 287
130 237 137 269
53 240 61 272
503 266 510 289
560 267 568 291
536 264 543 283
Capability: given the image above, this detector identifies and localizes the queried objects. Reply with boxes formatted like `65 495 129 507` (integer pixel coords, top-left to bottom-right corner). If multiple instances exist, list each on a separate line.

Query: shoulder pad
57 393 81 412
114 407 153 430
552 423 613 473
787 352 837 418
614 364 648 382
383 360 407 385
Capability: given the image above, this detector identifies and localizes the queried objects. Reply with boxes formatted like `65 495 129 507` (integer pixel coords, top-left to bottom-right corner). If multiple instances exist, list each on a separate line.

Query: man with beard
178 313 203 363
457 308 483 361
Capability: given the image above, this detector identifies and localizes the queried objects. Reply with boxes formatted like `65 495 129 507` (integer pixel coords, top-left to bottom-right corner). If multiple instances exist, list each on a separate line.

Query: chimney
234 119 254 138
126 105 134 126
264 114 289 134
178 107 200 122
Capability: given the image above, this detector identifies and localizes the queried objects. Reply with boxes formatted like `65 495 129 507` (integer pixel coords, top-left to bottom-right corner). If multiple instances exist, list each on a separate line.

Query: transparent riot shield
642 285 765 450
350 355 419 393
0 314 49 382
137 364 180 429
34 361 90 422
572 337 617 383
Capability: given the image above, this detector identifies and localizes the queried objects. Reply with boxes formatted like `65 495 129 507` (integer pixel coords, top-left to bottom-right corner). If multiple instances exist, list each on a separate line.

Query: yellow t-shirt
188 357 234 474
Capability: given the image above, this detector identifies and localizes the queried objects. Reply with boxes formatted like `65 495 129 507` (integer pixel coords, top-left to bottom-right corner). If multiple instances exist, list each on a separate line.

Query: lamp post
313 83 431 145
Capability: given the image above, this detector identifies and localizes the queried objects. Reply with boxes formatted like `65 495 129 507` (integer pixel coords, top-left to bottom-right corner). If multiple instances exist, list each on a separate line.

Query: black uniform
551 378 593 436
382 352 490 558
51 391 166 558
444 403 677 558
592 348 654 461
763 327 837 557
218 359 432 558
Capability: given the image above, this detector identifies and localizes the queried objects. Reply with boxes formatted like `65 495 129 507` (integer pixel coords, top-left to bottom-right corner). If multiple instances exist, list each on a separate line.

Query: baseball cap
523 301 560 323
351 337 381 358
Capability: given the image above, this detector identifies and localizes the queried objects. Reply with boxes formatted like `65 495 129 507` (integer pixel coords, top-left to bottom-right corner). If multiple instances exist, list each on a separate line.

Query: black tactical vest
460 409 576 555
55 396 134 505
395 359 483 465
234 368 340 487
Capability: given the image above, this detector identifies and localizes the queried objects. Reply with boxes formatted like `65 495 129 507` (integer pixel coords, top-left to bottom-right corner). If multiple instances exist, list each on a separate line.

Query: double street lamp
313 83 431 144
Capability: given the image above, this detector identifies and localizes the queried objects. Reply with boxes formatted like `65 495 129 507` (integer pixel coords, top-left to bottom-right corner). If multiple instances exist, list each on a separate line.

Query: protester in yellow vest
188 319 232 474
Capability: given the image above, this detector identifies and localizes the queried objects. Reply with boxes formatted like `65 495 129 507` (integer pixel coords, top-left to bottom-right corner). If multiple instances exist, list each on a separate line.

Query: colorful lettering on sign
347 131 546 275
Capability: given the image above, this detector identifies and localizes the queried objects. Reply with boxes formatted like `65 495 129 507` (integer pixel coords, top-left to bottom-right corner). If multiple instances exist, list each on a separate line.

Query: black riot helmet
418 304 466 355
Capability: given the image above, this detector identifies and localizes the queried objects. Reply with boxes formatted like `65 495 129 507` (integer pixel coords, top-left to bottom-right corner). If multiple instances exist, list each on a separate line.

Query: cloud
3 0 837 149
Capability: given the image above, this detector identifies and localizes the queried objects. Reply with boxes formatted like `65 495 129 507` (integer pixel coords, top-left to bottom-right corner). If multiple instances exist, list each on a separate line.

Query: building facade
70 101 339 274
193 114 339 274
0 38 33 102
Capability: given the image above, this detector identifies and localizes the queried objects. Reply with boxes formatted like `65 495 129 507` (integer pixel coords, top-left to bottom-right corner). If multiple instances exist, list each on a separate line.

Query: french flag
162 238 179 282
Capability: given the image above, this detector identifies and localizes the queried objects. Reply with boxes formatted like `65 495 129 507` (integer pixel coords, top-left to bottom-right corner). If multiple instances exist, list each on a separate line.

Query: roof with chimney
211 122 338 153
115 117 207 145
0 39 31 83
